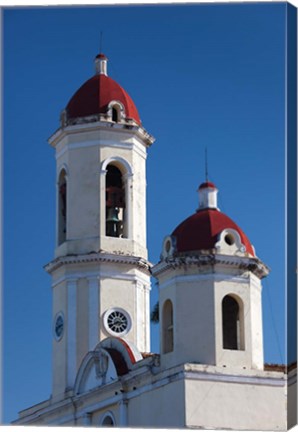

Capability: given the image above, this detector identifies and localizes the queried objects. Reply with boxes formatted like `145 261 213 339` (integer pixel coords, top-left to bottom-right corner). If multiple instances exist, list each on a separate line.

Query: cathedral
13 53 296 430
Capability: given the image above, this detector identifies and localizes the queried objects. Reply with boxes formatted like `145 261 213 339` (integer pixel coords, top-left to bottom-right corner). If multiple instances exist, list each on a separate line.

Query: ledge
44 250 152 274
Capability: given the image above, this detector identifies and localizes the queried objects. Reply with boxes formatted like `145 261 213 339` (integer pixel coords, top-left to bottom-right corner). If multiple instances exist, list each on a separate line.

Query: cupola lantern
95 52 108 76
198 181 218 210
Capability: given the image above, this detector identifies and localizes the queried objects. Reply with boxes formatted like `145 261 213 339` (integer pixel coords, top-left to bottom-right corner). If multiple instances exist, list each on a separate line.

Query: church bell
106 207 121 237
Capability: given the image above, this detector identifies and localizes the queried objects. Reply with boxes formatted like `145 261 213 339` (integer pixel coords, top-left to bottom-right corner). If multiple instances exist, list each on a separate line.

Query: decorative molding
215 228 246 254
184 370 285 387
152 252 269 279
45 251 152 275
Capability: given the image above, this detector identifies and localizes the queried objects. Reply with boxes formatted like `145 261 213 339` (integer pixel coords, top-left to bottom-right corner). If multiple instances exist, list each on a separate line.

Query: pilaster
88 276 100 351
67 278 78 389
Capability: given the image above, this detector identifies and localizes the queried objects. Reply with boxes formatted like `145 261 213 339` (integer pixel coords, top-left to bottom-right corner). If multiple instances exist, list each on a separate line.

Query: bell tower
46 53 155 400
152 181 269 371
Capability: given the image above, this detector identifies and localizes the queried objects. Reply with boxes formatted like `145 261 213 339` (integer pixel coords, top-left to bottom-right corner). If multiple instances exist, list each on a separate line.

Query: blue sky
2 2 291 424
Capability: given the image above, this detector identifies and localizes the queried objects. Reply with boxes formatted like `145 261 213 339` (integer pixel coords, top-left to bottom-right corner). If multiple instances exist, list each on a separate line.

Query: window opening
112 107 119 122
162 300 174 354
105 165 125 238
222 295 244 350
58 170 67 245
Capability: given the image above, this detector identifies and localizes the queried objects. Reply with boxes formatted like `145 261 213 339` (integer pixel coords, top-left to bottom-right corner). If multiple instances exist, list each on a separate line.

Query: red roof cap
66 74 140 124
96 53 107 59
199 181 217 190
172 208 255 256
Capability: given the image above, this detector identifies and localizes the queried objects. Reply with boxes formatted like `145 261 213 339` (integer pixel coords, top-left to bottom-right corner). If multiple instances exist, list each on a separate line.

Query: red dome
172 209 255 256
66 74 141 124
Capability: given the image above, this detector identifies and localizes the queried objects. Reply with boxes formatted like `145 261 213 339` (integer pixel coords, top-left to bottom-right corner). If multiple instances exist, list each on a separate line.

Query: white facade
14 338 290 430
13 54 296 430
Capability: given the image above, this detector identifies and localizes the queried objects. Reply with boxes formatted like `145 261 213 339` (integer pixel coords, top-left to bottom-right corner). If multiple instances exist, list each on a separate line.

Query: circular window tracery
103 308 131 337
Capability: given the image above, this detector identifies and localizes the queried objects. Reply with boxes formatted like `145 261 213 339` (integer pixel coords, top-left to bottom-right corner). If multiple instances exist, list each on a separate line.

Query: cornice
48 119 155 149
152 251 269 280
44 251 152 275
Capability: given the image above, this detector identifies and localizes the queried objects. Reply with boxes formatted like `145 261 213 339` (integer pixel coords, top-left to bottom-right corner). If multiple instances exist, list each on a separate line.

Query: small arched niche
222 294 245 351
100 412 116 427
58 169 67 245
162 299 174 354
105 164 126 238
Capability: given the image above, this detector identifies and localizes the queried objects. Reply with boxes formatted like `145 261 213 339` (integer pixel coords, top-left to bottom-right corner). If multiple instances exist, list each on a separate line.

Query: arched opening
108 101 123 123
162 300 174 354
58 169 67 245
222 295 244 350
105 164 126 238
112 107 119 122
101 413 115 427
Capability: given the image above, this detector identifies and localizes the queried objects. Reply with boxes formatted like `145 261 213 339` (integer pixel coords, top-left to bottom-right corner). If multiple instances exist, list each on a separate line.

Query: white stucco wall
127 380 185 428
185 373 286 430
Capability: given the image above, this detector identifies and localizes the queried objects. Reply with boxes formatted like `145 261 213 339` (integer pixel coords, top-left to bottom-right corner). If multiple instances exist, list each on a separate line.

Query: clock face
107 310 128 333
54 313 64 340
103 308 131 337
